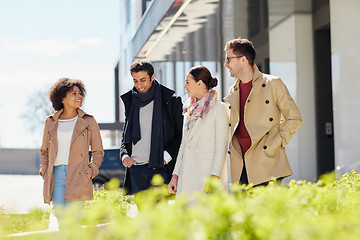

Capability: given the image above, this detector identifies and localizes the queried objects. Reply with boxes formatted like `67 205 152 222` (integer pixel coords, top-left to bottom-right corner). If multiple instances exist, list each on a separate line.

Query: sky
0 0 119 148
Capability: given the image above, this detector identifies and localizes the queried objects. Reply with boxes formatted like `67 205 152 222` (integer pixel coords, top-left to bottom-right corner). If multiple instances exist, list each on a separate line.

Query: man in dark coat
120 60 183 194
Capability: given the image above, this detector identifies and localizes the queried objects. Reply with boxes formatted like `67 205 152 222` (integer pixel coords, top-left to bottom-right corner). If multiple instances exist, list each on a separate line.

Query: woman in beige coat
168 66 229 195
39 78 103 222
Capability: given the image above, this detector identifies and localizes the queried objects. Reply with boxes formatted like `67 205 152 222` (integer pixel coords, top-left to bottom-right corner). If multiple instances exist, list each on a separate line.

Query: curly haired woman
39 78 103 227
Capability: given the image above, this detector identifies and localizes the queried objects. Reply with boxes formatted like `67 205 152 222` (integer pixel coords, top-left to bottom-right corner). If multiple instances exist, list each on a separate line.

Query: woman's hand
39 167 47 179
123 157 136 168
168 175 178 194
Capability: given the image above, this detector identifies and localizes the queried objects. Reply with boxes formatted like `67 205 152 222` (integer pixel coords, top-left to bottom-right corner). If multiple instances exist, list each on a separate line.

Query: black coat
120 84 183 194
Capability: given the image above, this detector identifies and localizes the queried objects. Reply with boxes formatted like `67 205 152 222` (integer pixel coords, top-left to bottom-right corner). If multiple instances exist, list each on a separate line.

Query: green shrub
2 171 360 240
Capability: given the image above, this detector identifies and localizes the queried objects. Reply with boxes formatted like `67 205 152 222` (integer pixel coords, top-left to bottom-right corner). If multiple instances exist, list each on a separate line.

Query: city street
0 175 51 213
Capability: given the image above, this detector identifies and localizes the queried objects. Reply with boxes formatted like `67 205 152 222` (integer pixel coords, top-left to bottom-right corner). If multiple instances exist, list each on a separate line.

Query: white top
122 101 172 166
54 115 78 166
131 101 153 165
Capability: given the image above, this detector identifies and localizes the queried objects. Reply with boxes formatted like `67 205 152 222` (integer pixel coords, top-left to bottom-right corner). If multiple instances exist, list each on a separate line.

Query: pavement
0 174 139 236
0 174 51 213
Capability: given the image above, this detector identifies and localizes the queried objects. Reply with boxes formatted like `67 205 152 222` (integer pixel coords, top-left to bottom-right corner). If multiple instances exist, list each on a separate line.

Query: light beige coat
173 101 229 193
224 65 302 185
40 108 104 204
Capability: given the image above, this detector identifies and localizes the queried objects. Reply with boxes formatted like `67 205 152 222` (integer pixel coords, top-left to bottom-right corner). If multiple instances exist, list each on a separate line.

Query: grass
0 208 50 235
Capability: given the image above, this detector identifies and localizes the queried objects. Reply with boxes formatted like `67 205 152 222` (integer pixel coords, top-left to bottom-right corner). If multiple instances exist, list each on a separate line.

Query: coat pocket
84 165 93 180
263 132 283 157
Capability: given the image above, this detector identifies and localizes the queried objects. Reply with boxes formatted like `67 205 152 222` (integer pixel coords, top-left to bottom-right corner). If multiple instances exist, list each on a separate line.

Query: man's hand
123 157 136 168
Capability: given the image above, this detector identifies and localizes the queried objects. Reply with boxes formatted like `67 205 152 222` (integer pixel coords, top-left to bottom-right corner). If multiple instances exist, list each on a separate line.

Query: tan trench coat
40 108 104 204
224 65 302 185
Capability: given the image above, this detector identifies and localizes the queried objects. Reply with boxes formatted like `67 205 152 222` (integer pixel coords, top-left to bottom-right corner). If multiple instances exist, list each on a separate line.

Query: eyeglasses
224 55 244 64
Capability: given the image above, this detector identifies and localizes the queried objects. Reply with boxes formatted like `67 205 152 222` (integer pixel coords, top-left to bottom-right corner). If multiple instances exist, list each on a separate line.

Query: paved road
0 174 51 213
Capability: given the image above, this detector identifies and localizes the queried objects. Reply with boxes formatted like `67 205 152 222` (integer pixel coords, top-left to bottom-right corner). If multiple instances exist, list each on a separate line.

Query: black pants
239 159 283 187
129 164 170 194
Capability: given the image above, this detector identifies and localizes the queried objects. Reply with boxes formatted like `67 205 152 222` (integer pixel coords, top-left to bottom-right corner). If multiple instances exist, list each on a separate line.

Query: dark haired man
223 38 303 186
120 60 183 194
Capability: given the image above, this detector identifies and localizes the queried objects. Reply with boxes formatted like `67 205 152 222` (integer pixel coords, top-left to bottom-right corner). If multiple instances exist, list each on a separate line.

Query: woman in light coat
168 66 229 195
39 78 104 224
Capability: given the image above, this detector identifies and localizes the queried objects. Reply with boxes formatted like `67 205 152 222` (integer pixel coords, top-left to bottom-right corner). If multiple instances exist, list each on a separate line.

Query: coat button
229 123 231 127
82 133 85 136
265 100 269 104
229 106 231 109
228 151 231 154
247 100 251 103
269 118 273 122
263 145 267 150
265 132 269 135
262 84 266 87
81 153 84 157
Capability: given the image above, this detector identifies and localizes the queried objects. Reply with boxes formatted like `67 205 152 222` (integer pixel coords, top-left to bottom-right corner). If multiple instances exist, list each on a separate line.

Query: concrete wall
330 0 360 175
0 149 39 174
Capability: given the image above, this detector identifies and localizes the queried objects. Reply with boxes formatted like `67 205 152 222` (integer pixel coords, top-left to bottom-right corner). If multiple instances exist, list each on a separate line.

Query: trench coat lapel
186 116 203 143
224 80 240 117
70 109 89 145
47 109 63 145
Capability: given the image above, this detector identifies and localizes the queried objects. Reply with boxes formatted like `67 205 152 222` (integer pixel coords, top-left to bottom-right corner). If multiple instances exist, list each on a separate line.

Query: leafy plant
2 171 360 240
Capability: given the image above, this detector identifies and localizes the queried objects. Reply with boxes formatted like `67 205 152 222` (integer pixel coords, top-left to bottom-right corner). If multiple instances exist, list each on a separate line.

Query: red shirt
235 80 252 156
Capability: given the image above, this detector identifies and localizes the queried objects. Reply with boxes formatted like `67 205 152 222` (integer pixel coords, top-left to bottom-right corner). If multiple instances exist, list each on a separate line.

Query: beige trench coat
224 65 302 185
39 108 104 204
173 101 229 193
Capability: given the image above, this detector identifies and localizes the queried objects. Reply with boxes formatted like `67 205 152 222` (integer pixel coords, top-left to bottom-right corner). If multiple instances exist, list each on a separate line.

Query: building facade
117 0 360 182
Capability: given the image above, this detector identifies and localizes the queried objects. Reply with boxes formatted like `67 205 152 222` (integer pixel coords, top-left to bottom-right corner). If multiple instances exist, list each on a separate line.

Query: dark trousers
239 159 283 187
129 164 170 194
239 158 249 185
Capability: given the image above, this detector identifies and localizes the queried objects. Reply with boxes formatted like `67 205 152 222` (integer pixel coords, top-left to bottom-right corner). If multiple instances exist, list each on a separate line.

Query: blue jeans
52 165 84 228
129 164 170 194
52 165 70 207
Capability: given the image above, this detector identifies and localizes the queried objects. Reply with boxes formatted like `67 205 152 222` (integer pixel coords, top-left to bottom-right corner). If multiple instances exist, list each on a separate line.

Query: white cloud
77 37 105 46
1 38 77 57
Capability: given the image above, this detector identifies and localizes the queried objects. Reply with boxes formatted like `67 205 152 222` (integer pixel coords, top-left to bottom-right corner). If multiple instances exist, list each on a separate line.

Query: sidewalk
1 174 141 237
5 200 140 237
0 174 51 213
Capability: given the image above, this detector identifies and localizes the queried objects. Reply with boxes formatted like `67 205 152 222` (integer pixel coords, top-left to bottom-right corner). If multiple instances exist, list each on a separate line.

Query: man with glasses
223 38 302 187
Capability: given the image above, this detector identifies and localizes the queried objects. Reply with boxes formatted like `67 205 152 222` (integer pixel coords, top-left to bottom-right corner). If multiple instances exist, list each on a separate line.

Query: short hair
189 65 218 90
48 78 86 111
225 38 256 66
129 60 154 78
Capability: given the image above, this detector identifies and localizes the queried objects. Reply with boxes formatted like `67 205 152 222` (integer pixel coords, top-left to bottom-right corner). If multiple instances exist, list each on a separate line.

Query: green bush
2 171 360 240
0 208 50 235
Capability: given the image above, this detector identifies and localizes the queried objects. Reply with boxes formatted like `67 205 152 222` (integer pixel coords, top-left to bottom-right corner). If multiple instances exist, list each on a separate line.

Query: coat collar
223 64 262 109
48 108 89 121
47 108 91 145
185 100 219 143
